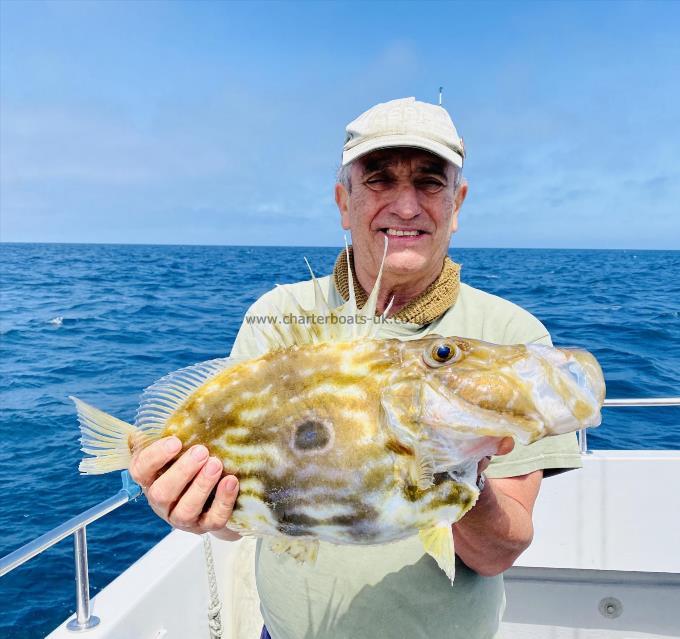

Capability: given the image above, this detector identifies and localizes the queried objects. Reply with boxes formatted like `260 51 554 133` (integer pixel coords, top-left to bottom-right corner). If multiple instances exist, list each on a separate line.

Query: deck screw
599 596 623 619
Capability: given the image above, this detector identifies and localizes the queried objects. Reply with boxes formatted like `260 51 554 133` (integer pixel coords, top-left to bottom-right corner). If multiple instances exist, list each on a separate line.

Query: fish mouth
566 349 606 405
523 344 606 433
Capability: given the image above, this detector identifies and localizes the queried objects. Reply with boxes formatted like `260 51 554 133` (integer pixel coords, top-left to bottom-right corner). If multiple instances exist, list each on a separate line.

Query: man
130 97 581 638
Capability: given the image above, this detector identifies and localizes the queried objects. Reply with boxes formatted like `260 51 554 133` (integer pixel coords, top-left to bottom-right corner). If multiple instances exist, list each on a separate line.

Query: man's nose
391 184 420 219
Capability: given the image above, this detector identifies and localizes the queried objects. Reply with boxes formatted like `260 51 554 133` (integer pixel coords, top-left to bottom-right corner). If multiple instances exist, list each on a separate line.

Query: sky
1 0 679 249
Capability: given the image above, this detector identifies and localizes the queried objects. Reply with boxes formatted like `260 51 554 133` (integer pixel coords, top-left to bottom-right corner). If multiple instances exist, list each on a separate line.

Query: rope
203 534 223 639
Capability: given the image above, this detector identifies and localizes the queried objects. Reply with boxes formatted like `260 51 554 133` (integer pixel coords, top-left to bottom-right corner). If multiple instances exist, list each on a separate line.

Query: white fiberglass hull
47 450 680 639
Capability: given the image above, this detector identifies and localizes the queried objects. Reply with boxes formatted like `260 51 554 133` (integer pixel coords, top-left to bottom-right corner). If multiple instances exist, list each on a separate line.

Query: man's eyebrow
360 157 449 178
361 157 395 174
415 162 448 177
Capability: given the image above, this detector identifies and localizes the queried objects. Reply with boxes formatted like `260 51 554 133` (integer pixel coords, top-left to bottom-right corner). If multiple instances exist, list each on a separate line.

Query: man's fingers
169 457 224 529
199 476 239 531
497 437 515 457
145 445 209 515
477 437 516 475
129 436 182 488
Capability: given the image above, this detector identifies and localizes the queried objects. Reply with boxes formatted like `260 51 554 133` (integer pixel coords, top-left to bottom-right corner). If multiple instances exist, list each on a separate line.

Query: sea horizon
2 241 678 252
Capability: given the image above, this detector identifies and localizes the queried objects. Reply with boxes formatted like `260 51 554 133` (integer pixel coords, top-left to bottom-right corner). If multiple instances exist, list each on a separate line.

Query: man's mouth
380 228 426 237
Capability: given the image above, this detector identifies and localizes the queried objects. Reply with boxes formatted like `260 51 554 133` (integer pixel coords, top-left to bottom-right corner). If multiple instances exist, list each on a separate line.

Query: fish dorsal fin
248 236 392 349
304 256 331 317
134 356 244 438
333 235 389 341
356 235 389 329
247 317 282 353
343 236 358 341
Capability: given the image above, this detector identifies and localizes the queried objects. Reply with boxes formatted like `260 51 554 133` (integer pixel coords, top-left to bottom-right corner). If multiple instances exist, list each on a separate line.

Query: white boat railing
578 396 680 454
0 471 141 631
0 398 678 633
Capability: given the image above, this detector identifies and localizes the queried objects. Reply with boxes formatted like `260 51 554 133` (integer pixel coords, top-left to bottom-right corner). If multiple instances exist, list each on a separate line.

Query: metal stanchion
67 526 100 631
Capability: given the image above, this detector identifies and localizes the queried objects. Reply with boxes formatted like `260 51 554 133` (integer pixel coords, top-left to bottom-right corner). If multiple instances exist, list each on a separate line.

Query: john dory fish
71 248 605 581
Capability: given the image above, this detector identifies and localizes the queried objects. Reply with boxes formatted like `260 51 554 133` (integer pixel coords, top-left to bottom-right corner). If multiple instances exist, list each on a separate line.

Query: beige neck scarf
332 246 461 325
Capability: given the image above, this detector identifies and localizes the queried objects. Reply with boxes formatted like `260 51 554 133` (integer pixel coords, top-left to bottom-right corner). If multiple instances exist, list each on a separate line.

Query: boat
2 399 679 638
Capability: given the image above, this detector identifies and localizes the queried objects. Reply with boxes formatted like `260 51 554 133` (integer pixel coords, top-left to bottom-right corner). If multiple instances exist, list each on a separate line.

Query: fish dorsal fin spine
357 236 388 326
135 357 242 436
246 237 391 350
344 236 358 341
304 257 331 317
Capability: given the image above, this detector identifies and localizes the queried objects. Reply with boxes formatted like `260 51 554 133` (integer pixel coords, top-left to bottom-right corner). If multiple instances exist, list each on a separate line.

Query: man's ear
449 181 468 234
335 183 351 230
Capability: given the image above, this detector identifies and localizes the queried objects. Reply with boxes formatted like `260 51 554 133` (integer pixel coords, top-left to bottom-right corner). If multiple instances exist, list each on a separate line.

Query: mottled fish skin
71 245 606 581
158 335 604 544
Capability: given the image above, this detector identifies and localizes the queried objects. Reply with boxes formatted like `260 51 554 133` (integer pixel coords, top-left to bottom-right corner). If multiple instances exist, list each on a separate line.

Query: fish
70 246 605 582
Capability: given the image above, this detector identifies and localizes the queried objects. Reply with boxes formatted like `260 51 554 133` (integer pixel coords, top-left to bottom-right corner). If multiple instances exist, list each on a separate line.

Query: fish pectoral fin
268 538 320 564
380 383 422 447
381 385 438 490
414 450 435 490
419 523 456 583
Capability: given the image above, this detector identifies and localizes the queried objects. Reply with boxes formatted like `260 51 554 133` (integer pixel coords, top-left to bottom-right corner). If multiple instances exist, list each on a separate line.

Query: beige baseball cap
342 97 465 168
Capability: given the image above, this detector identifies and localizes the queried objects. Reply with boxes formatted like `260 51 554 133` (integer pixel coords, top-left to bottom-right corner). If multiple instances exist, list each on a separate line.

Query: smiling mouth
380 228 426 237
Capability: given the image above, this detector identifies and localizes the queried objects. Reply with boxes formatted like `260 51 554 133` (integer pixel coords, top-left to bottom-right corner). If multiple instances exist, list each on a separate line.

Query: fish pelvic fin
70 396 141 475
419 523 456 583
268 537 320 564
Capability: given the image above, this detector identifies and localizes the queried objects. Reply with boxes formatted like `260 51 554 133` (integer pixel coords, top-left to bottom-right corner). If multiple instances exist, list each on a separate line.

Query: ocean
1 243 679 638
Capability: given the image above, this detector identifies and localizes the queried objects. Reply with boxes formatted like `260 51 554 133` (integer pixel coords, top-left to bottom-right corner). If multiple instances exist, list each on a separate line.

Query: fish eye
424 341 462 367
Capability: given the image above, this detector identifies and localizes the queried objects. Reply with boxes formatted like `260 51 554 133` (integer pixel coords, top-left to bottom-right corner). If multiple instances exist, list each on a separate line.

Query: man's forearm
452 472 542 577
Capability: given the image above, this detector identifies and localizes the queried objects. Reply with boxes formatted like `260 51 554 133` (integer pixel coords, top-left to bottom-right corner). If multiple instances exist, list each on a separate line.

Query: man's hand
129 436 242 540
476 437 515 477
453 436 542 577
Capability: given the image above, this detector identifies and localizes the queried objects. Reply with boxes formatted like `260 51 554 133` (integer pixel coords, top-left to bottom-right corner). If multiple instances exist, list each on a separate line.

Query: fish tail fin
70 396 141 475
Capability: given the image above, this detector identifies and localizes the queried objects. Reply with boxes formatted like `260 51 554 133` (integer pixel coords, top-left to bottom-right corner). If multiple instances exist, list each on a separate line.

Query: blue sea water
1 243 679 638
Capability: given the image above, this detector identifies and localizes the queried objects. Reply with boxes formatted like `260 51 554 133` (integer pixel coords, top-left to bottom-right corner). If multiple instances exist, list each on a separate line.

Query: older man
130 97 581 639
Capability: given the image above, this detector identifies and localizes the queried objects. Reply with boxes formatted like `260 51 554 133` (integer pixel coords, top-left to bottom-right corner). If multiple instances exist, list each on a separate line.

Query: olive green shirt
230 276 582 639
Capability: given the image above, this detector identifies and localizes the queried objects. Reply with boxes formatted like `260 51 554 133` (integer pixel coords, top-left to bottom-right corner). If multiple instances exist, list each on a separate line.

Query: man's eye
417 179 445 193
365 177 392 190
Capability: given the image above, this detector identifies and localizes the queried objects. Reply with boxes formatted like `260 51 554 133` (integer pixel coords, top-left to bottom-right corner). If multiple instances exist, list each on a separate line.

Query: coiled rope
203 534 223 639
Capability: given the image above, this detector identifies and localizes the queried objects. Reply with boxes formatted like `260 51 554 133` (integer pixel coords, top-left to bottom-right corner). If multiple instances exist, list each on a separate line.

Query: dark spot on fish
403 483 422 502
426 480 475 511
385 438 414 456
273 501 380 539
294 420 331 451
276 511 316 536
432 472 449 485
403 473 474 507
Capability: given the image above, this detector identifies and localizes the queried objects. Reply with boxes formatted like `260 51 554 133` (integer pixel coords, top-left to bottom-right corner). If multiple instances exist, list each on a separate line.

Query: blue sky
1 0 678 249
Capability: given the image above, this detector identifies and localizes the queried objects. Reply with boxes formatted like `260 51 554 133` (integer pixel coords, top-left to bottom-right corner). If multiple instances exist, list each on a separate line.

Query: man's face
335 148 467 284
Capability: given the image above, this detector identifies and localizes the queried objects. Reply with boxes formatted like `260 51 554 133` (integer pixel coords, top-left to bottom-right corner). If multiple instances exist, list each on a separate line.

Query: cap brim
342 134 463 168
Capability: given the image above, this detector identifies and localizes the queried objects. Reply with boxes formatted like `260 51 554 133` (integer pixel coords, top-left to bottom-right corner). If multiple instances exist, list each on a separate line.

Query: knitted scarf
332 246 461 325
